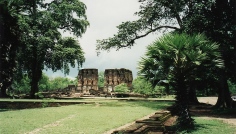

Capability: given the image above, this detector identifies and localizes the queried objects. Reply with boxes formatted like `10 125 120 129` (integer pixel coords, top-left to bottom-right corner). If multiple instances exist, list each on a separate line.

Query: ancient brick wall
77 69 98 94
104 68 133 92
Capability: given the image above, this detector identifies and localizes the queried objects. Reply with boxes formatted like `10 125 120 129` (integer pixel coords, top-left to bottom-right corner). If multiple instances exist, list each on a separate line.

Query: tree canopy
0 0 89 98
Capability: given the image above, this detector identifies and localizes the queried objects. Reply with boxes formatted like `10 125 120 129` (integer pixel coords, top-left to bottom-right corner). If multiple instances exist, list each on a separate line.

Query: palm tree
138 33 224 130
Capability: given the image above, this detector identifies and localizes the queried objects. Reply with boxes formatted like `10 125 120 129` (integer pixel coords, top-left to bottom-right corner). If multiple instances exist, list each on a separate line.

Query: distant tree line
10 73 77 95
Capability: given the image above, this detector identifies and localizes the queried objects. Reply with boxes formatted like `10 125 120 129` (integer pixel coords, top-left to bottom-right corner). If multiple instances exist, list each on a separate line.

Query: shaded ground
198 97 217 105
105 97 236 134
194 97 236 126
104 111 177 134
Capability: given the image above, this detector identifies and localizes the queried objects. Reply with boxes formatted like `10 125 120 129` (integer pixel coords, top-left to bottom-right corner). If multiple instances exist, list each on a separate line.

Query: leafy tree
138 33 223 130
96 0 235 108
182 0 236 108
0 0 21 97
15 0 89 98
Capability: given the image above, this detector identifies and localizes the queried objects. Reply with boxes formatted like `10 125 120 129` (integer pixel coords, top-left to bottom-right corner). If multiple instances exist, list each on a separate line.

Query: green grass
0 100 172 134
2 99 235 134
178 117 236 134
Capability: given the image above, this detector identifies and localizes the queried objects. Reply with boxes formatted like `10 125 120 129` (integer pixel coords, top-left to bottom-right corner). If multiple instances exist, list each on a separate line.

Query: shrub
114 83 129 93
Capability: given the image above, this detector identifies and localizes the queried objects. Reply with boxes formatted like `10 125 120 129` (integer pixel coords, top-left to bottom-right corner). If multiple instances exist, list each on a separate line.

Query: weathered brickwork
77 68 133 94
104 68 133 92
77 69 98 94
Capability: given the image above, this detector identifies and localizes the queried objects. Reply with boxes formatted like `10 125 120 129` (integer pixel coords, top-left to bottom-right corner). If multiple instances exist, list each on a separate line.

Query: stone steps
112 123 144 134
134 125 165 134
112 111 172 134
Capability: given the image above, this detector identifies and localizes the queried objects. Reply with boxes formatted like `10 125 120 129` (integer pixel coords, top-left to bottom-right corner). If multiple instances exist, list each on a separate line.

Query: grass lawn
0 100 172 134
178 117 236 134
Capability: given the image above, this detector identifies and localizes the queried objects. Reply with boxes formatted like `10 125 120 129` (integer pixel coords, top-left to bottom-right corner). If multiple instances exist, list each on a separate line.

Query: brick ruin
77 68 133 94
104 68 133 92
77 68 98 94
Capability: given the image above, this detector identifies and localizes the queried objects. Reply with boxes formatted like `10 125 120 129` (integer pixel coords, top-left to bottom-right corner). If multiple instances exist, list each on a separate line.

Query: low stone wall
0 101 94 109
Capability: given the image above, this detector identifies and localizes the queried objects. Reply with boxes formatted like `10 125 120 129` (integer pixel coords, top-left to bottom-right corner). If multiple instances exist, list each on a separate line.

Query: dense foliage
132 76 165 96
11 73 76 94
0 0 89 98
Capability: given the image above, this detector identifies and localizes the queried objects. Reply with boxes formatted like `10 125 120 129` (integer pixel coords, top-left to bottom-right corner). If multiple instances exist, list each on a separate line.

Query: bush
114 83 129 93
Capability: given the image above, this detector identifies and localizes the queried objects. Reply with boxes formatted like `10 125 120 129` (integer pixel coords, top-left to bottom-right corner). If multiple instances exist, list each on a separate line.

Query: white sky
44 0 160 79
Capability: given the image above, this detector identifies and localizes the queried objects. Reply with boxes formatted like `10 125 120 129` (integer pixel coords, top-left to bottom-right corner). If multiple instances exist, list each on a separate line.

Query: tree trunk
30 73 39 99
173 75 194 130
214 71 232 108
210 0 234 108
29 66 42 99
0 4 18 98
0 4 4 97
233 0 236 83
165 84 170 95
29 0 41 99
29 46 42 99
0 85 8 97
188 87 199 104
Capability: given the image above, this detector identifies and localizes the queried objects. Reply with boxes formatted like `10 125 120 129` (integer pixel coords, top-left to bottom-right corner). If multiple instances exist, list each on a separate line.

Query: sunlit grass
178 117 236 134
2 98 234 134
0 100 172 134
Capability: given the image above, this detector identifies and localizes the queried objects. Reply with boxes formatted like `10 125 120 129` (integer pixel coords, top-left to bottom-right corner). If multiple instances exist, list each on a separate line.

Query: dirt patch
194 97 236 126
198 97 217 105
163 116 177 126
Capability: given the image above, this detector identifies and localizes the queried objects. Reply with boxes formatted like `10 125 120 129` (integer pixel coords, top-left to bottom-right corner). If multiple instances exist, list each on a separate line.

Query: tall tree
96 0 235 108
0 0 21 97
138 33 223 130
182 0 236 107
16 0 89 98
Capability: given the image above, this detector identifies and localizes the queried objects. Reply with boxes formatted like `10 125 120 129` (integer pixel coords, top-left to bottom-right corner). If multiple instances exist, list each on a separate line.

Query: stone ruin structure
77 68 133 94
77 68 98 94
104 68 133 92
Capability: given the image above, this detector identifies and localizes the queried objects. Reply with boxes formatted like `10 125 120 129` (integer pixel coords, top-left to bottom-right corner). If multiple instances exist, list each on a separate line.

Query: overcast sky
44 0 160 79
